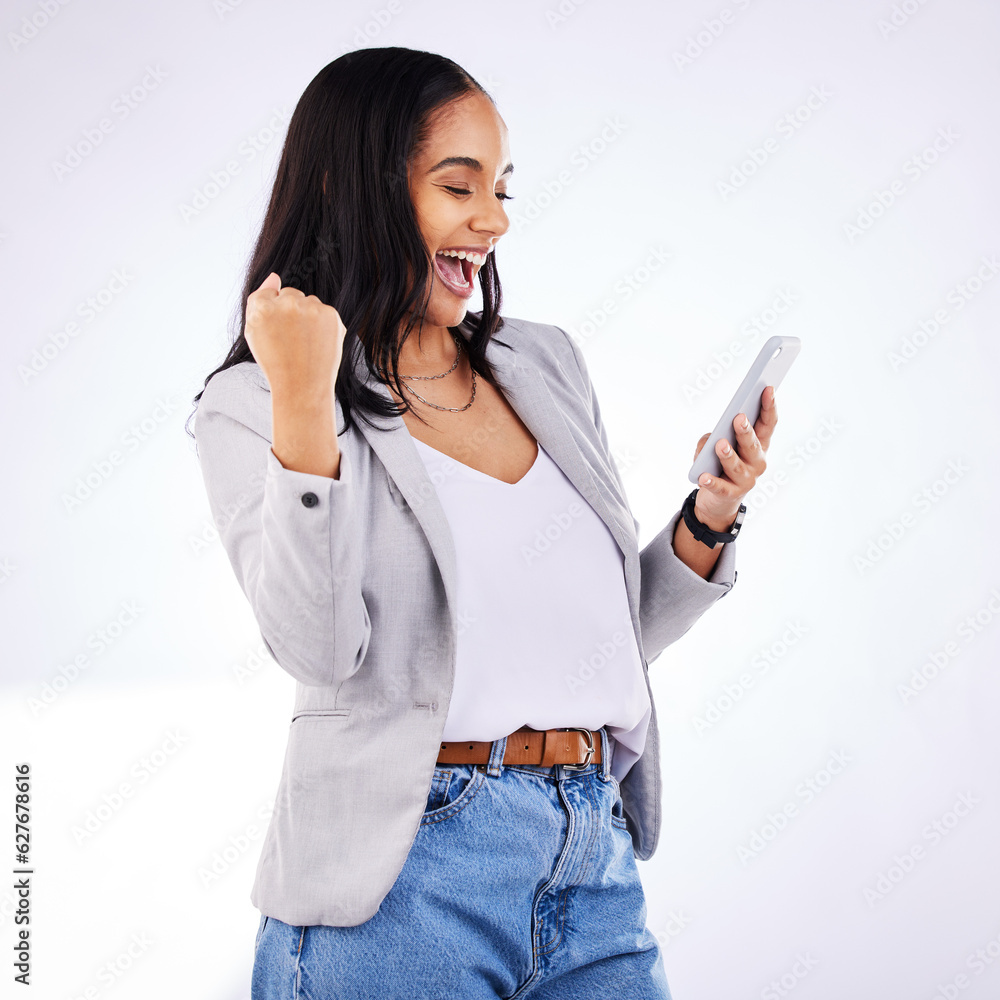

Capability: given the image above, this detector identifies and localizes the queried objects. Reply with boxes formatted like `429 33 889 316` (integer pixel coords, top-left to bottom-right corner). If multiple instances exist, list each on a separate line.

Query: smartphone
688 335 801 485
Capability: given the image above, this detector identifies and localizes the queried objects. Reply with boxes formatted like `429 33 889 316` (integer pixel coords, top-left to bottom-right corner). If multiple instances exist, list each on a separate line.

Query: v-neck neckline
410 434 543 487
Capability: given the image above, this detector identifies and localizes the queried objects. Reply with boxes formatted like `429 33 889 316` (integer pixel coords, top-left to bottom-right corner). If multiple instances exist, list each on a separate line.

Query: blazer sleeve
192 367 371 687
555 327 737 666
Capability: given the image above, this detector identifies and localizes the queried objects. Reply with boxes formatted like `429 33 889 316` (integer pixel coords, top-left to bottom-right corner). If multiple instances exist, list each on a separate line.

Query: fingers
753 384 778 451
696 468 744 506
731 411 765 475
251 272 308 302
254 271 282 296
703 411 766 493
250 272 308 317
701 434 755 499
696 386 777 511
726 386 777 472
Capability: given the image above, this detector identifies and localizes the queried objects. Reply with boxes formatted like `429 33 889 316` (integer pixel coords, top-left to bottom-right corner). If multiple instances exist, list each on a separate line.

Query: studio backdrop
2 1 998 998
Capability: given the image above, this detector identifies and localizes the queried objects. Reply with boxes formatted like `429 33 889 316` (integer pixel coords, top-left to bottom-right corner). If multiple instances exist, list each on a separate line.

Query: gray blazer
193 315 736 927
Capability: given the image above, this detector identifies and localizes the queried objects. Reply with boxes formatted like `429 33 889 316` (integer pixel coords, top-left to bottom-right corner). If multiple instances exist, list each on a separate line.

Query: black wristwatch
681 488 746 547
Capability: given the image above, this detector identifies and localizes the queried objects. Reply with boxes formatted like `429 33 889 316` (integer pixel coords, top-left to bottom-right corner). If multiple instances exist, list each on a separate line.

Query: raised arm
192 273 371 686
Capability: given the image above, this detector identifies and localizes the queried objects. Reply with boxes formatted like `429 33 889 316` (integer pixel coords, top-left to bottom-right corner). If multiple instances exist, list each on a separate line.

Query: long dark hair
185 47 509 440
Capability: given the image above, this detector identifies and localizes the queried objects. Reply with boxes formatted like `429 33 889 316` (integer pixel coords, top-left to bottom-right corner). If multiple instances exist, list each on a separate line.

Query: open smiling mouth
433 249 489 299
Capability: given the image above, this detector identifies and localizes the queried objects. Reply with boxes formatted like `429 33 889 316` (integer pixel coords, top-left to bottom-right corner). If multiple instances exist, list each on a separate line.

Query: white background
3 1 999 998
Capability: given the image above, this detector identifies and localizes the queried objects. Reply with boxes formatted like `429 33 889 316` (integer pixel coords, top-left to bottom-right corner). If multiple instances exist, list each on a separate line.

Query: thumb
256 271 281 294
693 432 710 462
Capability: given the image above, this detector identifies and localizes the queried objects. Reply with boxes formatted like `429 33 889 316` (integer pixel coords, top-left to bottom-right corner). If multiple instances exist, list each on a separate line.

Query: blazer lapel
349 323 639 628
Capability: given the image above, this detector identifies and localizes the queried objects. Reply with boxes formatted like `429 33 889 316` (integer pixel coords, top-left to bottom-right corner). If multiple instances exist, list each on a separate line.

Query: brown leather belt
437 726 602 769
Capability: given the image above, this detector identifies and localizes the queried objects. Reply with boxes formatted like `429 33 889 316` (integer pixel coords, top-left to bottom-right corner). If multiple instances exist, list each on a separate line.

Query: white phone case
688 335 801 485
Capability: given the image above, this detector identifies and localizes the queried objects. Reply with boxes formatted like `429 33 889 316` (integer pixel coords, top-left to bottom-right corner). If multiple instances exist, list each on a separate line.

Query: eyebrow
428 156 514 177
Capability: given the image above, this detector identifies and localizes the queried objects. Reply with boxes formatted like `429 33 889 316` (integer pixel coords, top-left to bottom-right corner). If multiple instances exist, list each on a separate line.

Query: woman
189 47 776 999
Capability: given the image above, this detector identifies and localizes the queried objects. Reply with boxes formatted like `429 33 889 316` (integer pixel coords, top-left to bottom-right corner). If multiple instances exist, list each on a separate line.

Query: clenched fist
245 272 348 404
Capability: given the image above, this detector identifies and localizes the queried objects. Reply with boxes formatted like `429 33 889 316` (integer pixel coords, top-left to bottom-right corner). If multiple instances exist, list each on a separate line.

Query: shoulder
194 361 272 439
492 315 588 390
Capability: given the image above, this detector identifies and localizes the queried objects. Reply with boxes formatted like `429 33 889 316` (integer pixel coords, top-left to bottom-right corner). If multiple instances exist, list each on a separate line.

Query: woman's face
407 91 512 331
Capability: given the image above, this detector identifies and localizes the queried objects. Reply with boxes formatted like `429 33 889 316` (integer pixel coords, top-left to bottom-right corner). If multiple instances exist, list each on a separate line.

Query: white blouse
409 432 651 783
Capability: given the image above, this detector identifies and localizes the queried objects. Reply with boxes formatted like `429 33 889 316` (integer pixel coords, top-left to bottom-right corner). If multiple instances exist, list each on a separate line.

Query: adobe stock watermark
609 442 641 481
673 0 759 73
179 107 292 223
653 910 693 951
843 126 959 244
279 235 341 290
346 1 402 47
231 637 282 686
352 682 413 724
0 887 20 930
545 0 590 28
62 392 184 512
760 953 819 999
853 458 970 574
565 247 671 348
236 609 472 696
309 1 405 66
214 0 250 18
877 0 935 39
231 600 455 689
896 587 1000 705
70 932 154 998
863 789 979 908
887 254 999 371
681 288 797 402
8 0 76 53
737 749 853 864
511 116 626 233
405 425 504 514
931 924 1000 999
18 267 135 384
52 65 168 180
352 652 441 724
522 500 588 565
564 613 636 695
198 800 274 888
27 601 144 716
742 416 844 522
692 620 809 735
189 467 267 556
71 731 190 845
717 87 834 202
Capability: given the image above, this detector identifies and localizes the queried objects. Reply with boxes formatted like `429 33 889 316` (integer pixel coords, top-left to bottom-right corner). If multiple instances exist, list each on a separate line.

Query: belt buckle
557 727 595 770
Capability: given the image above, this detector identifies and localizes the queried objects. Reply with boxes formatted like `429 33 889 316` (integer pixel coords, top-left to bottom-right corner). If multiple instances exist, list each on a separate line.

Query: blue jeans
251 727 671 999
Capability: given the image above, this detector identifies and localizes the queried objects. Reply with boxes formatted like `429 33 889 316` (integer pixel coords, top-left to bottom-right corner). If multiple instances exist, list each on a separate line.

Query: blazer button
301 492 319 508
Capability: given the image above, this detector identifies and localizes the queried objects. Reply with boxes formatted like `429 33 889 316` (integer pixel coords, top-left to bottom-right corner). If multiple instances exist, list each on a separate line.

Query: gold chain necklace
376 331 477 413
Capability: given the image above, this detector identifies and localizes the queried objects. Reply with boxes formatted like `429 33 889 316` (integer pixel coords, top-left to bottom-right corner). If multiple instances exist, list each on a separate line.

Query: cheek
408 190 434 234
415 187 465 235
410 186 442 223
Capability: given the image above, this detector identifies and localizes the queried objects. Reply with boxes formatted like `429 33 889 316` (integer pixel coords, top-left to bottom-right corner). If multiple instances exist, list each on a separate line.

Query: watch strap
681 488 745 547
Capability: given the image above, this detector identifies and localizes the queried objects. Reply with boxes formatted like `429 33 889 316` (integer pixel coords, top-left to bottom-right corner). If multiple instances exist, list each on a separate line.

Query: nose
470 188 510 242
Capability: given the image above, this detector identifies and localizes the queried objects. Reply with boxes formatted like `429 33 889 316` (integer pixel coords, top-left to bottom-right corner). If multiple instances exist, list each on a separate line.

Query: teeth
437 248 490 266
